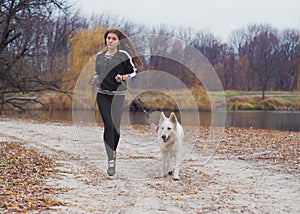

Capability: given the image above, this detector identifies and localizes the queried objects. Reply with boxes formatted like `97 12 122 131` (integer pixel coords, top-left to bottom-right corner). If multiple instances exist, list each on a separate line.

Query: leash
120 81 157 130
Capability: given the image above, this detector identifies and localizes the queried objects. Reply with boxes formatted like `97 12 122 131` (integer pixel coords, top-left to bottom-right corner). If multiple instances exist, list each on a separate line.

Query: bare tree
278 29 300 90
192 30 223 66
248 26 280 99
0 0 71 112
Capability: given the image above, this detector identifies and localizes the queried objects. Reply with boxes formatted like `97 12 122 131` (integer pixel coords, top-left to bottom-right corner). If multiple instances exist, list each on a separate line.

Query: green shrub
253 104 264 110
259 101 276 110
229 103 238 110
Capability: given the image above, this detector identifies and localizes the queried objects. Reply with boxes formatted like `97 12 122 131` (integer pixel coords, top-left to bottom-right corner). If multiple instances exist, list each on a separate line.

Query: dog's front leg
162 153 169 177
173 152 180 180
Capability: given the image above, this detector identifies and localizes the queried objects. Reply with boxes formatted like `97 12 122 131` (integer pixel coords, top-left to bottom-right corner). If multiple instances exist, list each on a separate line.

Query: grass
225 91 300 111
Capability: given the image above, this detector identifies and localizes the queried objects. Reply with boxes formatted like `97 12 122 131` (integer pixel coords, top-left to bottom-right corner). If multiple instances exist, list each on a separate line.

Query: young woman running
91 28 142 176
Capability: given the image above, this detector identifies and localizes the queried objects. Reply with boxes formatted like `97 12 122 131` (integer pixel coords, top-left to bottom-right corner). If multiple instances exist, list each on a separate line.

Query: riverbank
0 118 299 213
4 90 300 112
226 91 300 111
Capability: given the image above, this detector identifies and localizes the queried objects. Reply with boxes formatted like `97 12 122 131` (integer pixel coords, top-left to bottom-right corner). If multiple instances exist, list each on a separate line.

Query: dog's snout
162 134 166 139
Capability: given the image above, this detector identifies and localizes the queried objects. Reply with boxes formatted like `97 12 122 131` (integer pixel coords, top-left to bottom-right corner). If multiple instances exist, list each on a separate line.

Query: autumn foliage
60 26 108 91
0 142 68 212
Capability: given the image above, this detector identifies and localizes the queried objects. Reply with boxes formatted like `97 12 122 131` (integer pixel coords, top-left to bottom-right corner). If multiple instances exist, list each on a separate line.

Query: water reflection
226 111 300 131
4 110 300 131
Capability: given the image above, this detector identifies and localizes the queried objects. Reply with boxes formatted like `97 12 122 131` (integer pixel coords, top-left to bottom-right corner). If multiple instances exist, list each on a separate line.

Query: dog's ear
169 112 178 126
159 112 167 125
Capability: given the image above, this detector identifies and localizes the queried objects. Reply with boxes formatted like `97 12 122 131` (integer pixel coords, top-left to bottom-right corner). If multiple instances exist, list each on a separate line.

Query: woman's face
106 33 119 49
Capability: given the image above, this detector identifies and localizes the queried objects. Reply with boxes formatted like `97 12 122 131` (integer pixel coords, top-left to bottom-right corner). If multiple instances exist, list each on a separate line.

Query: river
5 110 300 131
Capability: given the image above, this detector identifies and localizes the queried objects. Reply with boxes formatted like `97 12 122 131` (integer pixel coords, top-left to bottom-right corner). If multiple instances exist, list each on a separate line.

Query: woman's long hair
104 28 143 68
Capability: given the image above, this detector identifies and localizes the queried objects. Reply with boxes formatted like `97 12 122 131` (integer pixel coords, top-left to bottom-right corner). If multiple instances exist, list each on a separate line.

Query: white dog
157 112 184 180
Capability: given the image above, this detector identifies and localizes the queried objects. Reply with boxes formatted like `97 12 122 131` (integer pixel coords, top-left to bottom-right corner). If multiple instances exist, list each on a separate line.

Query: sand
0 117 299 213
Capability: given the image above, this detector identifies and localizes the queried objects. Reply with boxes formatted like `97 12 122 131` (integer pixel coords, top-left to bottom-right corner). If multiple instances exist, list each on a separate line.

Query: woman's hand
115 74 128 82
88 74 99 88
115 74 122 82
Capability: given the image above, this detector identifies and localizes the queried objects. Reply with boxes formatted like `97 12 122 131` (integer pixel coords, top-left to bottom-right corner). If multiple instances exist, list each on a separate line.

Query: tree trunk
261 90 265 100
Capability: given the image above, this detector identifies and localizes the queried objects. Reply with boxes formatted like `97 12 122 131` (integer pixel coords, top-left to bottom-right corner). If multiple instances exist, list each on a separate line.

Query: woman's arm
119 50 137 80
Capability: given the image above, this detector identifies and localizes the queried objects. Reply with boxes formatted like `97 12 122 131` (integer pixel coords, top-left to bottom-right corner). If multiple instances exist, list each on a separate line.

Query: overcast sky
69 0 300 41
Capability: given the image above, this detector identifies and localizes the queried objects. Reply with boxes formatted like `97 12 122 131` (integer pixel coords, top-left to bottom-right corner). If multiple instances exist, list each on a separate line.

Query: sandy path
0 117 299 213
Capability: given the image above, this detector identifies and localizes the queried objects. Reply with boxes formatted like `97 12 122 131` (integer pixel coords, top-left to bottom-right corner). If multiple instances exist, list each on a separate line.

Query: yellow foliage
190 85 210 110
297 67 300 91
61 25 109 91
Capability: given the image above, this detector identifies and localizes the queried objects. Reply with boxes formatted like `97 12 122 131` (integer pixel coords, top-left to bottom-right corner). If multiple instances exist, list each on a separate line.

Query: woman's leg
111 95 125 150
96 93 125 157
96 93 115 159
97 93 125 176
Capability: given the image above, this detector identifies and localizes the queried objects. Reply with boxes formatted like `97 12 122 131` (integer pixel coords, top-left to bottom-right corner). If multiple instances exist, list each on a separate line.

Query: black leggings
96 93 125 152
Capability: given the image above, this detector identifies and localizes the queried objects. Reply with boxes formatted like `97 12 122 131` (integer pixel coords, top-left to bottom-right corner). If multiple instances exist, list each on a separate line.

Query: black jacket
95 49 137 92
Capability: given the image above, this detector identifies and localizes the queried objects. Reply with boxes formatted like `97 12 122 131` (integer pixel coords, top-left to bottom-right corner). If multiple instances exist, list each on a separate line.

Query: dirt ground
0 117 299 213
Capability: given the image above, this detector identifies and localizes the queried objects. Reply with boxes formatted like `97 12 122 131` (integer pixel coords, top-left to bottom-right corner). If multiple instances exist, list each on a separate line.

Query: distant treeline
0 0 299 111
